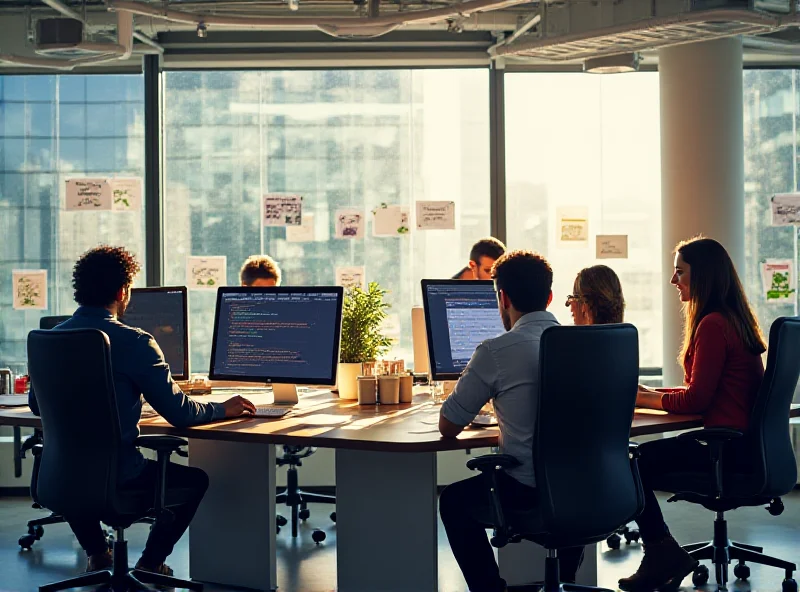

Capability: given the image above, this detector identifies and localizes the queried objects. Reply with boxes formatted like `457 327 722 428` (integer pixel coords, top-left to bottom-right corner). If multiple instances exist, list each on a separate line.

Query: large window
0 75 146 372
504 73 663 367
163 70 490 374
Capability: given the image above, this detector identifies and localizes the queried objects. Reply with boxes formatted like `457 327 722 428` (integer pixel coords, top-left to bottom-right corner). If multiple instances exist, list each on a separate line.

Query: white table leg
498 540 598 586
189 439 277 591
335 449 438 592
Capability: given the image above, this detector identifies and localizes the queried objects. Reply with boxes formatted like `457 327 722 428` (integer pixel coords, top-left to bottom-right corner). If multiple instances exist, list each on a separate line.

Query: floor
0 491 798 592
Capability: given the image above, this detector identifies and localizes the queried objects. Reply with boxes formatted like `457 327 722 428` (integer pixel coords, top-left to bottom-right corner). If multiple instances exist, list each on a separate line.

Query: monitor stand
271 383 298 405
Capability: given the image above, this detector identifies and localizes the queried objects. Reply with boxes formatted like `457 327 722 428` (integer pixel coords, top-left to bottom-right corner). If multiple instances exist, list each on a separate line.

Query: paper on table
110 177 143 211
286 212 316 242
12 269 48 310
334 208 365 239
187 256 227 291
416 201 455 230
264 194 302 226
372 204 410 236
336 266 366 291
596 235 628 259
771 193 800 226
0 395 29 406
65 178 112 211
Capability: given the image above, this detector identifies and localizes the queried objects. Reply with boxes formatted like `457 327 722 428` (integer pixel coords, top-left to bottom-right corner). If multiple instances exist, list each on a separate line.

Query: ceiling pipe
107 0 529 38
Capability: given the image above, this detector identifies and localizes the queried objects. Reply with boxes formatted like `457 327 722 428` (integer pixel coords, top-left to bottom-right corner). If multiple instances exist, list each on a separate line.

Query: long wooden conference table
2 390 798 592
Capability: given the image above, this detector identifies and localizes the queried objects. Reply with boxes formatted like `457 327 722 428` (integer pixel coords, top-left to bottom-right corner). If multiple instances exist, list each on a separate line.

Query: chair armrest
629 442 640 458
677 428 744 443
135 435 188 453
466 454 521 472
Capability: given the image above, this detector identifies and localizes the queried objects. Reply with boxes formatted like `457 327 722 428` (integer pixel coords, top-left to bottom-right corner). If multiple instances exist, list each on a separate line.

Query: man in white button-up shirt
438 250 584 591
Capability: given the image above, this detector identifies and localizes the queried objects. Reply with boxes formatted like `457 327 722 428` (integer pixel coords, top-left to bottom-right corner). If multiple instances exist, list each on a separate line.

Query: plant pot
337 362 363 400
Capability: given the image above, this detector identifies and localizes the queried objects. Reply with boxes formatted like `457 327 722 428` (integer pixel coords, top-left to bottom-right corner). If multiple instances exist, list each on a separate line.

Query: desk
2 396 798 592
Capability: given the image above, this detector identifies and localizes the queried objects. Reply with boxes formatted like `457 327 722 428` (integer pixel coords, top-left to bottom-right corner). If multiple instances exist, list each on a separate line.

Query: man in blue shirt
438 250 583 591
29 246 256 576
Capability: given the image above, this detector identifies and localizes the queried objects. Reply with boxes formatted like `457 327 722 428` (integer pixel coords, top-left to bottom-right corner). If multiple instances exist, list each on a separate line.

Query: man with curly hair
28 246 256 577
240 254 282 287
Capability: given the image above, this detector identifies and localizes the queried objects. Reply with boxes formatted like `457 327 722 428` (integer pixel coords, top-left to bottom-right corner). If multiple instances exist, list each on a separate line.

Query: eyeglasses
565 294 582 307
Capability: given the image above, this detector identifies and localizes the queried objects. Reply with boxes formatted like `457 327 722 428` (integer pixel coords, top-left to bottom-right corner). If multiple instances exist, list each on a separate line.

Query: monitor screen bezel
127 286 190 381
208 286 344 386
421 279 499 382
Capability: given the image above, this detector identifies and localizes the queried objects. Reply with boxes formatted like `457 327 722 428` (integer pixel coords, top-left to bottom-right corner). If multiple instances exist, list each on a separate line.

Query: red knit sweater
661 312 764 431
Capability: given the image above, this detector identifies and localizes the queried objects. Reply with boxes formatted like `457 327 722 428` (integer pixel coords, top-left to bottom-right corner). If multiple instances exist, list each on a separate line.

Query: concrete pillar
658 37 745 386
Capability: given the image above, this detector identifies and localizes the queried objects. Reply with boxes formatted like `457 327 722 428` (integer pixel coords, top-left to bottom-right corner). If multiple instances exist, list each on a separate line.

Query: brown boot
618 536 698 592
86 549 113 572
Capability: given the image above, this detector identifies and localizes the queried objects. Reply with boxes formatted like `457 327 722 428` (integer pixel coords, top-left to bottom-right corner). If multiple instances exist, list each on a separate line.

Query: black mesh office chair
467 324 644 591
276 445 335 542
651 317 799 592
28 328 202 592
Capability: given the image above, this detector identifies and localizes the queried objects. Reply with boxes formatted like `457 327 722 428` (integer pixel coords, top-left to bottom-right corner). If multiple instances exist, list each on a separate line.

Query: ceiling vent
494 1 797 61
35 17 109 57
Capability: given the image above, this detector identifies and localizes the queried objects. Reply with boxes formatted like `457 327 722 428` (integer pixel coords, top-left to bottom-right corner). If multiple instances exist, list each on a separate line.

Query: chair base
534 556 614 592
682 513 796 590
38 536 203 592
276 462 336 538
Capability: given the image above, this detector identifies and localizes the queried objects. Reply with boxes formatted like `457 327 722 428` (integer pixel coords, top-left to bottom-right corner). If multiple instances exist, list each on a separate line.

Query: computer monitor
121 287 190 381
39 316 71 330
421 280 506 381
209 286 344 404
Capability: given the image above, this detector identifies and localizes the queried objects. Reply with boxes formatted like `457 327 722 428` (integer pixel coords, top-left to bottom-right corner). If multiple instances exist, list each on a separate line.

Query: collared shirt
29 306 225 483
440 310 560 487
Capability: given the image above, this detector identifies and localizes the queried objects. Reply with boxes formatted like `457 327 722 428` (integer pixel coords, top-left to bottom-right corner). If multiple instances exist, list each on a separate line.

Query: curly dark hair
574 265 625 325
491 250 553 313
72 246 141 307
240 254 282 286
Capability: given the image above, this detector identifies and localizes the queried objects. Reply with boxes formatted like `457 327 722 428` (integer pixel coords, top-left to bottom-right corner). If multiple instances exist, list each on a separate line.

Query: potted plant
338 282 393 399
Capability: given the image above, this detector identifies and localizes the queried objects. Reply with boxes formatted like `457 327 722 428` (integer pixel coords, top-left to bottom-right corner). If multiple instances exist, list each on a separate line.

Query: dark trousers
440 472 585 592
67 461 209 566
634 436 754 545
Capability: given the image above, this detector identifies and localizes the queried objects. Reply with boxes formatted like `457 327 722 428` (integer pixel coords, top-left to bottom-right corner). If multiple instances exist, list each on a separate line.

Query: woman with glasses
566 264 625 326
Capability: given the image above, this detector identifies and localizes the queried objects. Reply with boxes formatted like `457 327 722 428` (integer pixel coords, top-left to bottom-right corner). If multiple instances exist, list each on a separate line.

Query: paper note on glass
66 178 112 211
771 194 800 226
760 259 796 304
335 266 366 291
596 235 628 259
334 209 365 239
557 207 589 245
373 204 410 237
416 201 455 230
110 178 143 211
187 256 227 291
264 194 302 226
12 270 48 310
286 212 315 242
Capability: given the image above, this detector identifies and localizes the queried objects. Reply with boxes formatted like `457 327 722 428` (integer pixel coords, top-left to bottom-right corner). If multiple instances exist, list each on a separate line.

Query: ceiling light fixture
584 52 640 74
287 0 299 11
196 22 208 38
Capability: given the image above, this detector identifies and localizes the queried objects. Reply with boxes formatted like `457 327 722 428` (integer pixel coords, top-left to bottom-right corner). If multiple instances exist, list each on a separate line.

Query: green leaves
340 281 393 364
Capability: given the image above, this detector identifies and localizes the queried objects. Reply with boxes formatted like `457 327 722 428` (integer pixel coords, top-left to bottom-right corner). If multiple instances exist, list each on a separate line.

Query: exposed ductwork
106 0 529 39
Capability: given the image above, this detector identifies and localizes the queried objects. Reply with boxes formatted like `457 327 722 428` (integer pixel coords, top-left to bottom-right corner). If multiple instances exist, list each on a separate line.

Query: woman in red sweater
619 237 766 592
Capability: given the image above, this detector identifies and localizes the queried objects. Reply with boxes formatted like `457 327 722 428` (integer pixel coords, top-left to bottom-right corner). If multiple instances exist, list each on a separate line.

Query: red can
14 375 29 394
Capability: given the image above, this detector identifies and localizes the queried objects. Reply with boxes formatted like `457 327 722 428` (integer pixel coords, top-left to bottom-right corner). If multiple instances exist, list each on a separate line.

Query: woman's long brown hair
575 265 625 325
676 237 766 365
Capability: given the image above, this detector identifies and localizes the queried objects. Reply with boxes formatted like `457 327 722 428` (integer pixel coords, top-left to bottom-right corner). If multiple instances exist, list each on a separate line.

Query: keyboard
254 405 291 418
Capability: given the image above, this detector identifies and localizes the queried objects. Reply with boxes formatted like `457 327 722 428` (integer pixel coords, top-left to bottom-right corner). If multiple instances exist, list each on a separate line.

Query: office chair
651 317 799 592
467 324 643 592
276 445 335 542
28 328 202 592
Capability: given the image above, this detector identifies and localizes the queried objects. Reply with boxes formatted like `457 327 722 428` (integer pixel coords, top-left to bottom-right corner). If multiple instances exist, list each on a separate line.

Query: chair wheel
734 563 750 580
606 533 621 550
18 534 37 550
624 529 640 544
31 525 44 539
330 512 336 523
783 578 798 592
277 525 281 534
311 529 326 544
768 498 785 516
692 565 710 586
276 515 288 527
299 509 311 521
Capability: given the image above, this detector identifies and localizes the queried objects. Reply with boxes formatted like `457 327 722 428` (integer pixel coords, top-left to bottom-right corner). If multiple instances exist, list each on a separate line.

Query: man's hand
222 396 257 418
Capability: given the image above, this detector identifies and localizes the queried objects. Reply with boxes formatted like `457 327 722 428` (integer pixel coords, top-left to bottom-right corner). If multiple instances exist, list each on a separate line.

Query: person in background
240 254 282 287
619 237 767 591
452 237 506 280
29 246 256 577
438 250 584 591
567 264 625 326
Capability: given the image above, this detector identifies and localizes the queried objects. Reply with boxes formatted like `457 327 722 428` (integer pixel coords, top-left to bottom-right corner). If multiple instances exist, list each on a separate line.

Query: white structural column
659 37 745 386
